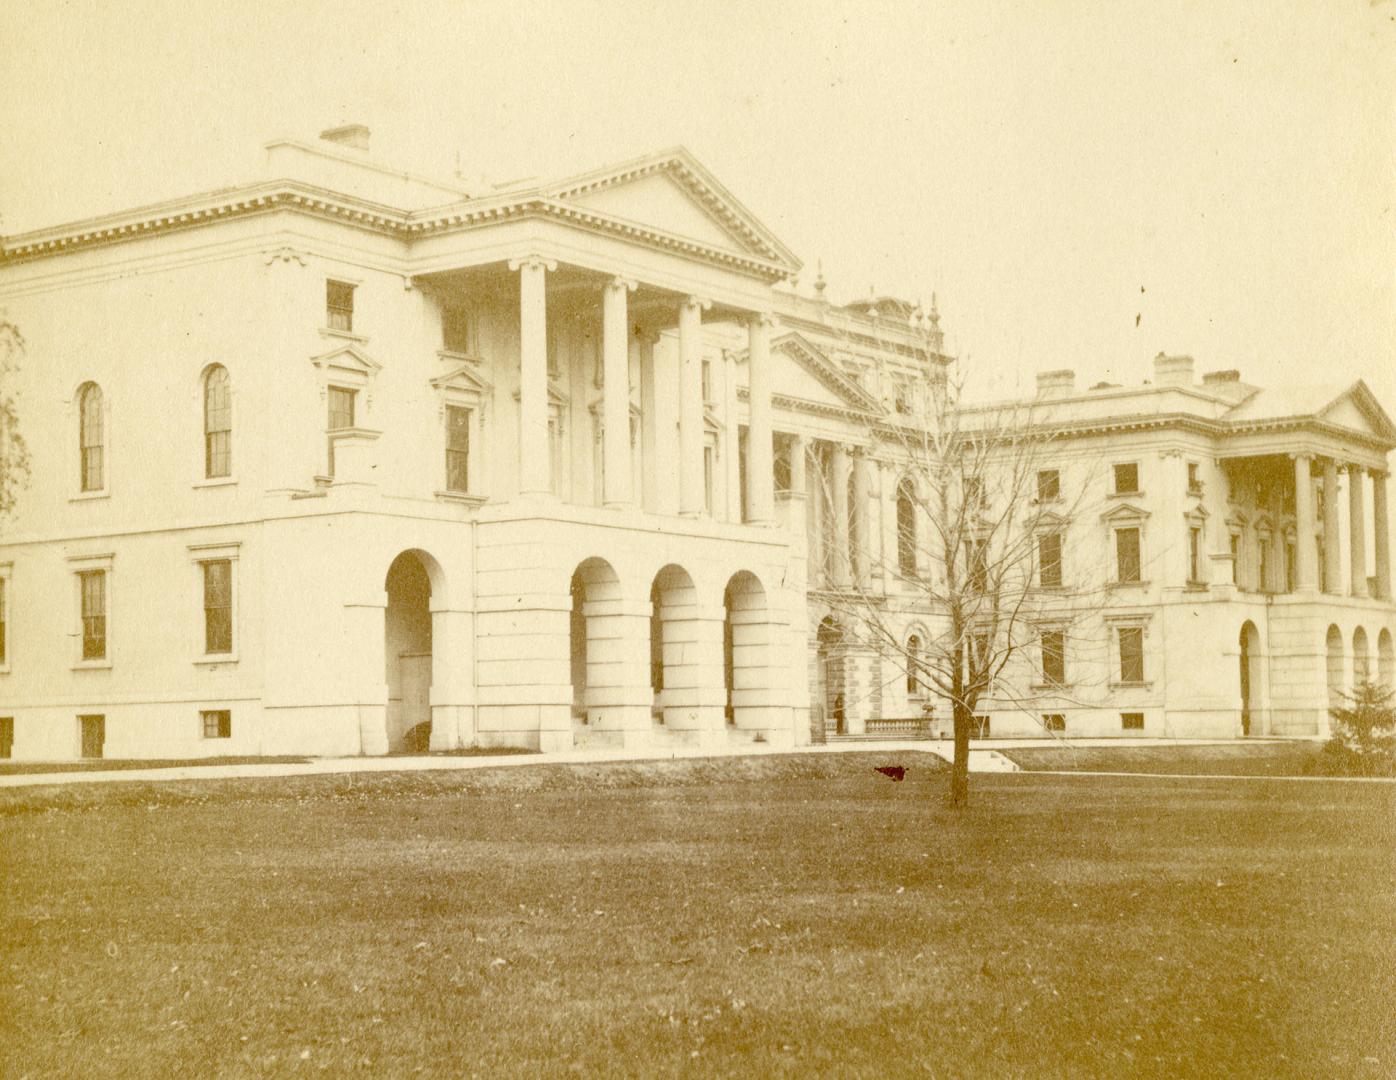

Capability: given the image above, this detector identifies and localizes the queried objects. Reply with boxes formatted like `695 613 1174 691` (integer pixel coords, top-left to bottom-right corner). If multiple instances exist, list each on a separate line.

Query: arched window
78 382 104 491
203 365 232 478
906 633 921 695
897 478 917 578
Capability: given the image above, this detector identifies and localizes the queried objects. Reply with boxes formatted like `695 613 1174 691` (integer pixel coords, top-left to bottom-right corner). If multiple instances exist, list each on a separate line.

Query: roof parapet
1153 352 1195 387
1036 369 1076 398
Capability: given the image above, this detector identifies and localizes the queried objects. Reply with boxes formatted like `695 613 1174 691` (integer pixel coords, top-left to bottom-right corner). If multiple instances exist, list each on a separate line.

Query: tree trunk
948 702 971 808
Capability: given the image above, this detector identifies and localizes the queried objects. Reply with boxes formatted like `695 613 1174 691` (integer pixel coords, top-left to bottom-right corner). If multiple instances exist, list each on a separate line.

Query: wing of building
0 127 1390 760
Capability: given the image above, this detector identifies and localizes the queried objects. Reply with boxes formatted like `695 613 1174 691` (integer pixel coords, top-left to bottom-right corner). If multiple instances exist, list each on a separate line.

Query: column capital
1288 450 1314 464
1370 467 1390 481
606 275 638 294
507 254 558 273
748 310 778 329
682 295 713 312
1341 461 1366 475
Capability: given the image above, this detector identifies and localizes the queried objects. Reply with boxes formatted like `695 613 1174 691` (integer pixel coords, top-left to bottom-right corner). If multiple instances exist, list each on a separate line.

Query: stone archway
815 615 845 738
1353 626 1371 686
569 557 644 746
1325 624 1345 714
1239 620 1262 736
384 550 442 753
723 571 772 737
650 564 721 746
1379 629 1394 690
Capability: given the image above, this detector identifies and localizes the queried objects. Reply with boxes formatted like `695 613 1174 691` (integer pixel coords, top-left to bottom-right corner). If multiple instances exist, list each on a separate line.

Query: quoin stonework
0 127 1392 761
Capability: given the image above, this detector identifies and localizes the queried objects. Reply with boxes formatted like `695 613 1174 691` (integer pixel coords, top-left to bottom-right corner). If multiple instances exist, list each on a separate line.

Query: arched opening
1239 620 1261 736
78 382 104 492
1353 626 1371 686
1379 629 1394 690
896 478 917 579
202 364 232 479
384 551 440 753
569 557 623 731
723 571 769 733
816 615 845 737
650 564 705 739
1325 624 1345 713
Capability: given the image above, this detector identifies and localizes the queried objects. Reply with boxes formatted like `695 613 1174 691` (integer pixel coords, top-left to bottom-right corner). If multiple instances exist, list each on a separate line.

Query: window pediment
1101 502 1149 524
430 363 492 398
310 343 382 381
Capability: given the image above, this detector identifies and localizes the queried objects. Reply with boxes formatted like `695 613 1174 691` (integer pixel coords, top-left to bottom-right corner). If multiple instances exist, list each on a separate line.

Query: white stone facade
0 129 1391 759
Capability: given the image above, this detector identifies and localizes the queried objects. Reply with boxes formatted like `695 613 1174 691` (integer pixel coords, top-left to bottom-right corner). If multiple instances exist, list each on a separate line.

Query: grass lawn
1001 741 1324 777
0 747 536 777
2 754 1392 1078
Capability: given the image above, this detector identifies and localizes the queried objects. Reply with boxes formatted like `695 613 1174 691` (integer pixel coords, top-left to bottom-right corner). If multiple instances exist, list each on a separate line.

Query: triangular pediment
544 148 800 271
1101 502 1150 523
310 343 382 378
430 362 492 395
1318 381 1396 441
768 332 884 416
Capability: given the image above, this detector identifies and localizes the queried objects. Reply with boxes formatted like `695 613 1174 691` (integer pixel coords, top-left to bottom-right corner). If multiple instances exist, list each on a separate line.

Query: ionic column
851 450 872 588
677 296 709 516
510 256 556 495
1373 469 1391 600
1348 464 1368 598
745 313 776 525
831 443 851 588
601 276 636 508
1323 458 1342 594
1292 453 1316 592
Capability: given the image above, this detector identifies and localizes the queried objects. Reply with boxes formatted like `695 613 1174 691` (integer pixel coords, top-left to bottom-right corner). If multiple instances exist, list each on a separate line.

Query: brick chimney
1035 370 1076 398
1152 352 1195 387
319 123 371 152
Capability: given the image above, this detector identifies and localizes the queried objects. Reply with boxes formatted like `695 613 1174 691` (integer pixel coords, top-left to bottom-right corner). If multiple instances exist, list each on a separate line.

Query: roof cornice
1 178 794 281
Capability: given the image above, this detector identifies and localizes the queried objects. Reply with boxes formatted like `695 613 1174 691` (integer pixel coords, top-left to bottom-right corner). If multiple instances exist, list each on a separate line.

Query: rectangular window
1121 711 1145 731
445 405 470 493
1187 462 1202 493
1118 626 1145 684
1042 713 1066 733
1285 541 1295 593
80 570 106 660
701 359 713 404
965 477 984 511
1258 538 1271 592
442 301 470 353
1229 533 1241 585
202 560 232 655
327 386 356 476
773 436 793 494
1113 462 1139 494
1041 629 1066 686
79 714 104 759
202 709 231 740
0 716 12 759
326 280 355 332
1115 527 1141 583
972 715 991 737
966 539 988 591
1037 469 1060 502
1038 532 1063 588
1188 526 1202 583
738 428 749 523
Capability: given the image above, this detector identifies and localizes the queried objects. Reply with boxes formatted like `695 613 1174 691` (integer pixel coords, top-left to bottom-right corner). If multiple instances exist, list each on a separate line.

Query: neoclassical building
0 127 1391 760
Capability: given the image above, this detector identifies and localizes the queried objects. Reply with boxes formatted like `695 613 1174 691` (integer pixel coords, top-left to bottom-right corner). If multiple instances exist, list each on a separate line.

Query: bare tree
0 317 31 519
812 312 1111 807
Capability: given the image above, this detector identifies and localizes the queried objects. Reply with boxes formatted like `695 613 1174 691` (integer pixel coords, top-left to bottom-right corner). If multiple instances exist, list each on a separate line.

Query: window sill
1031 682 1072 692
193 477 237 489
69 490 110 503
1110 680 1153 691
1108 489 1144 500
194 653 239 667
1187 486 1205 497
1183 581 1209 592
72 659 112 671
1108 579 1150 589
434 490 487 505
437 348 483 365
320 326 368 345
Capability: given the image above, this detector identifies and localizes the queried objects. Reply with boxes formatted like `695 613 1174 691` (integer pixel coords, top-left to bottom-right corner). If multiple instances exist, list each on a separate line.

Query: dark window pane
1116 528 1141 582
203 560 232 654
202 709 231 739
327 281 355 332
1037 469 1060 502
1041 630 1065 684
1119 626 1145 683
1121 711 1145 730
1039 532 1063 588
80 571 106 660
442 303 470 353
1113 462 1139 493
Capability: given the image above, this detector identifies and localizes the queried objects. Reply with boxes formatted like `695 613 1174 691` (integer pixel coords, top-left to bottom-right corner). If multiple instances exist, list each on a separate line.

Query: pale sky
1 0 1391 404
